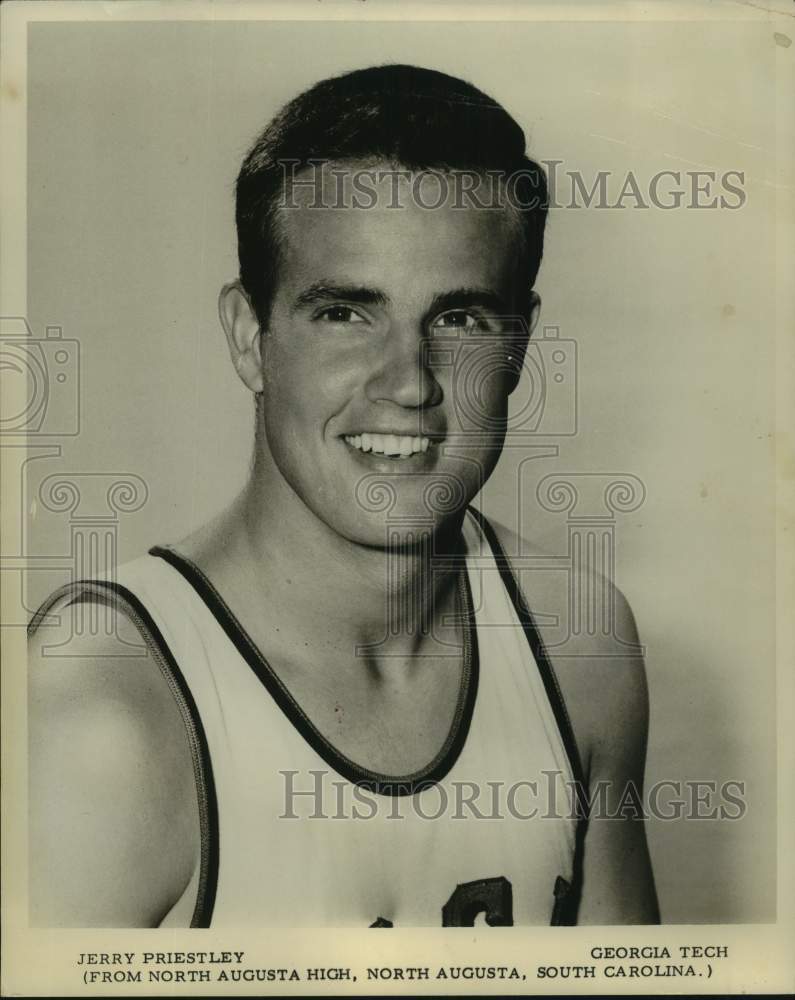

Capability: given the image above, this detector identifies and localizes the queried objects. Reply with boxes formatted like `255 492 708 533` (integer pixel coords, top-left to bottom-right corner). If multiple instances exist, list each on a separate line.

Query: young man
28 65 659 927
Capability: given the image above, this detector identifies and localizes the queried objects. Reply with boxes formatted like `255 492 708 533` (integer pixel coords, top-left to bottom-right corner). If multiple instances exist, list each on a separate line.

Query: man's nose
364 328 442 409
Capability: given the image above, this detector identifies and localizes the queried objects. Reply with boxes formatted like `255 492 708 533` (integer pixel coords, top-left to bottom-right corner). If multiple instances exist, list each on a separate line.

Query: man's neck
242 469 465 655
186 463 468 665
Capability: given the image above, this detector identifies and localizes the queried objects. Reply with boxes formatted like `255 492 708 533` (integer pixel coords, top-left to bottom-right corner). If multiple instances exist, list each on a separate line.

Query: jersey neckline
148 532 479 798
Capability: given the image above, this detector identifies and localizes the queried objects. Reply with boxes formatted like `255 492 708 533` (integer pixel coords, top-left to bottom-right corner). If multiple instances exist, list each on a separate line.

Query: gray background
25 18 777 923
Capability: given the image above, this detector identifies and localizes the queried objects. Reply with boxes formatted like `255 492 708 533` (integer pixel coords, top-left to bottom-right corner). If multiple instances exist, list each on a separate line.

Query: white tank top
32 510 586 927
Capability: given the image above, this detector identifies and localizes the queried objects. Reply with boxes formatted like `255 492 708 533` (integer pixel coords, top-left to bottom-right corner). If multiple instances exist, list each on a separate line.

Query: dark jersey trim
149 544 479 798
28 581 219 928
466 508 589 801
465 510 589 925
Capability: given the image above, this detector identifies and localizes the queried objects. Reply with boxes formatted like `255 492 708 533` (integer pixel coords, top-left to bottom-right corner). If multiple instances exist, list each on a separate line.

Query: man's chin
350 469 472 523
337 508 468 552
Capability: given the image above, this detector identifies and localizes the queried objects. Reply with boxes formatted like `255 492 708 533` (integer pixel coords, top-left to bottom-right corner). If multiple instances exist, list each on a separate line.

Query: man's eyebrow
292 282 390 311
290 283 513 317
427 288 512 316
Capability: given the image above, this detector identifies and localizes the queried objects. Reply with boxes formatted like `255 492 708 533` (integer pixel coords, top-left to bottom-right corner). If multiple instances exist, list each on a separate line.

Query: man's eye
316 305 367 324
432 310 482 333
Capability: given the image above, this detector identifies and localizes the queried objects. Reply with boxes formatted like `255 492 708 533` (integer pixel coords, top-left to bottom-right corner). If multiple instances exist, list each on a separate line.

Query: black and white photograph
2 0 793 995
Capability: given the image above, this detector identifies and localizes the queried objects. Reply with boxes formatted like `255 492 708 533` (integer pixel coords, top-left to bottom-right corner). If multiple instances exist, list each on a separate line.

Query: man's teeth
344 433 431 457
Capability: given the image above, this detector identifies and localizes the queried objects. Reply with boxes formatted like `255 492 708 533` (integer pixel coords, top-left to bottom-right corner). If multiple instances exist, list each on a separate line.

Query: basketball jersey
30 509 587 927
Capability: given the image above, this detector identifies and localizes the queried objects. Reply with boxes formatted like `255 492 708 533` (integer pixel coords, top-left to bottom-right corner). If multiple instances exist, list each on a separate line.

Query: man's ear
527 290 542 337
218 280 265 393
507 290 541 395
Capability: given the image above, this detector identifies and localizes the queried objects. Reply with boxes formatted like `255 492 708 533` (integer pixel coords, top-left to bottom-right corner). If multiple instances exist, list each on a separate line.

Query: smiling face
227 163 538 548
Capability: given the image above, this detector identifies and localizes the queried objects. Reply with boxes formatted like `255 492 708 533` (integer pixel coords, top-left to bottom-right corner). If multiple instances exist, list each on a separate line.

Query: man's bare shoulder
28 597 199 926
486 516 649 782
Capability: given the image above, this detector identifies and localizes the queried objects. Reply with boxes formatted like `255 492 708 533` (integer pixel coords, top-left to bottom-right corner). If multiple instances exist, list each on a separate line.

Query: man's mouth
343 433 432 458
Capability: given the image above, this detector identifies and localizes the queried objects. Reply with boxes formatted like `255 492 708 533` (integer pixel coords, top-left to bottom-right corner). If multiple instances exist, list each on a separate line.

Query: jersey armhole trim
470 509 588 924
28 580 219 928
468 508 589 808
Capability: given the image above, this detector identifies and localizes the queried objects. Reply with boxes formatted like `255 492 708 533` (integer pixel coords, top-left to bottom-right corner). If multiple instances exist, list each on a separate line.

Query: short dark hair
235 64 548 325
